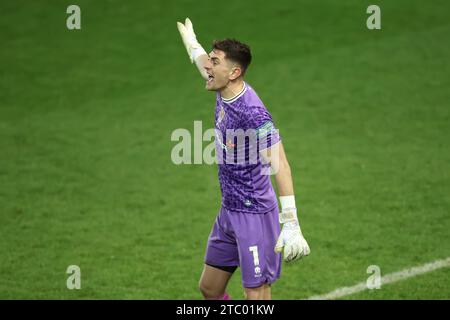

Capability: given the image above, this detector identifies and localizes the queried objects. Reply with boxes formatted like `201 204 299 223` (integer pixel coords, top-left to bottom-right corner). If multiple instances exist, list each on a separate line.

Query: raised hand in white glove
176 18 206 63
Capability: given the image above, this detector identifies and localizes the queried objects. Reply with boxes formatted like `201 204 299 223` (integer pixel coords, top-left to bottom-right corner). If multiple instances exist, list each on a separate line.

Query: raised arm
176 18 209 80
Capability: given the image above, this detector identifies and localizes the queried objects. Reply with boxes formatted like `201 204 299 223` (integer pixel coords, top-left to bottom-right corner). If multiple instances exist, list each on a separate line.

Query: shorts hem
242 277 278 289
204 260 239 268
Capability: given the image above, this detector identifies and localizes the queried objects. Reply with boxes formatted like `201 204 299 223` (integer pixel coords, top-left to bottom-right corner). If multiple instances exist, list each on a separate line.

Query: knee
199 280 223 299
244 291 261 300
244 286 265 300
198 281 210 298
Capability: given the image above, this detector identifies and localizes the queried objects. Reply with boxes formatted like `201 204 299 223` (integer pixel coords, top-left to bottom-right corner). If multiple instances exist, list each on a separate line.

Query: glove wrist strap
279 195 299 224
280 195 296 210
279 210 298 224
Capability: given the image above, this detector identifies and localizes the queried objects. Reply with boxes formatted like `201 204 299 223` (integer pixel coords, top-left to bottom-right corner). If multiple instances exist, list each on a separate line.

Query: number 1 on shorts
249 245 260 266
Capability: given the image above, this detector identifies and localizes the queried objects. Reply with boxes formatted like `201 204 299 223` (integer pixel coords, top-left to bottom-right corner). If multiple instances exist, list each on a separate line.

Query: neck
220 79 245 100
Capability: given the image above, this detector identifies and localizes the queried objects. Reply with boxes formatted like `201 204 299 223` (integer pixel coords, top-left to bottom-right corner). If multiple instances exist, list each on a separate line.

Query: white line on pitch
308 257 450 300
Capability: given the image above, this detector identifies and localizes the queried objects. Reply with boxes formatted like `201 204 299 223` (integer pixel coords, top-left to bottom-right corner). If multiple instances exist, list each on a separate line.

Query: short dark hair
212 39 252 76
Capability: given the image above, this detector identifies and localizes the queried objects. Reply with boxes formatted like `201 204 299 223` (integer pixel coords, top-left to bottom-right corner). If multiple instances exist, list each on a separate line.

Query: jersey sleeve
242 105 281 151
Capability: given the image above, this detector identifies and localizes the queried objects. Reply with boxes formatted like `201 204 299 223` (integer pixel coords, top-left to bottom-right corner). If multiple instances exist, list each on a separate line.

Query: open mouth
207 74 214 84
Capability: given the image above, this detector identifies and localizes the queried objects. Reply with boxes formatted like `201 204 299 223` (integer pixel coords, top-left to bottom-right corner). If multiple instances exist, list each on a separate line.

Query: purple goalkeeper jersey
214 82 281 213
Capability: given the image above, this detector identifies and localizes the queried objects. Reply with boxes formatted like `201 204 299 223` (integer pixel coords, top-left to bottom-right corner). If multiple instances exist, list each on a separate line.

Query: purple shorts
205 206 282 288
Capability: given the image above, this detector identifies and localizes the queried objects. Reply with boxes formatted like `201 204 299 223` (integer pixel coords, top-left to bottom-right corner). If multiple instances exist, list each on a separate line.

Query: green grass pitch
0 0 449 299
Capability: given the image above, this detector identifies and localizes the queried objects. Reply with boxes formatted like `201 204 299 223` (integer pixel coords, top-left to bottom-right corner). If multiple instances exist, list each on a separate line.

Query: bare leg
263 284 272 300
244 284 271 300
199 264 234 299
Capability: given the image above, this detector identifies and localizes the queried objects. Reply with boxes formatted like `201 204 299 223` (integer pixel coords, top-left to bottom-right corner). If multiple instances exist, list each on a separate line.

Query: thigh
229 208 282 289
199 264 234 297
204 208 240 267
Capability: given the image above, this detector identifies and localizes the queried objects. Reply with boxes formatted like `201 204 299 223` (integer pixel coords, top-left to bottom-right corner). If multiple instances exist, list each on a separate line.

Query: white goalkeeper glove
176 18 207 63
275 195 311 262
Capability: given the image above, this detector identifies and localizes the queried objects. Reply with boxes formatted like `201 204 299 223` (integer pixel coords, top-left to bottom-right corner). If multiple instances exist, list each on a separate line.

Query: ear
229 66 242 81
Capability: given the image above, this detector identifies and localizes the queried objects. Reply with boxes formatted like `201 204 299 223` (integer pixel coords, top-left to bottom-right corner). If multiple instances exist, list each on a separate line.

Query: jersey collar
221 82 247 104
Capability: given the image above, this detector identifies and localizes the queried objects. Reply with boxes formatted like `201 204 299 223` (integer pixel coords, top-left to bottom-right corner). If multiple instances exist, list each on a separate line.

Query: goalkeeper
177 18 310 300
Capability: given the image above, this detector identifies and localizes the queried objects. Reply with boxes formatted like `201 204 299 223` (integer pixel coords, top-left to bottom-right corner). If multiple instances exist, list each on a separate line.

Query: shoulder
239 87 274 129
240 83 263 107
239 107 274 132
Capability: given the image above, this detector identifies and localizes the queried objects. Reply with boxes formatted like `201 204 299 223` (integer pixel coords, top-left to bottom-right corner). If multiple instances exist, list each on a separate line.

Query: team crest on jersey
226 139 236 150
